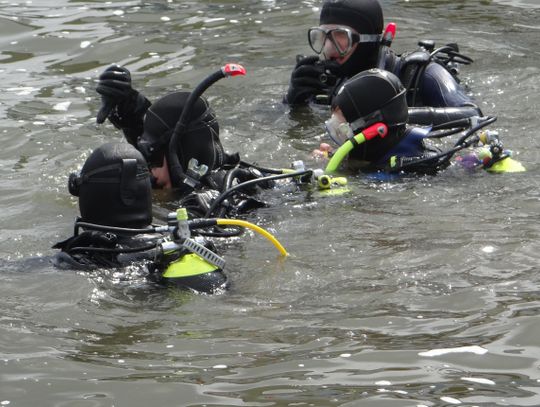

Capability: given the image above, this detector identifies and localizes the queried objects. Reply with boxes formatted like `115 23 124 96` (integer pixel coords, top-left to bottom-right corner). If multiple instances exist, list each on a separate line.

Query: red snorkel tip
386 23 396 37
382 23 396 44
362 122 388 141
222 63 246 77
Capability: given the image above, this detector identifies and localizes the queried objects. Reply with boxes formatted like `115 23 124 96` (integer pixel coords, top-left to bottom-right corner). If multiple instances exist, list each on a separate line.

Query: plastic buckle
183 158 209 188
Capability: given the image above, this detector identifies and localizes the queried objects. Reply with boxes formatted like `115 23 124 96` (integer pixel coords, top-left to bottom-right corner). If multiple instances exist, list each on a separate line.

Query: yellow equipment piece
216 219 288 257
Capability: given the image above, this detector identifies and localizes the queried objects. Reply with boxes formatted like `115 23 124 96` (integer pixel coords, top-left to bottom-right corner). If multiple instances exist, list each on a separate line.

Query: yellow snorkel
325 122 389 174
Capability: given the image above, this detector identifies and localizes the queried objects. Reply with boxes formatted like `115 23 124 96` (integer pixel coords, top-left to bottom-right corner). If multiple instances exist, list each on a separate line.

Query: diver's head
68 142 152 228
309 0 383 76
326 68 408 162
137 91 223 188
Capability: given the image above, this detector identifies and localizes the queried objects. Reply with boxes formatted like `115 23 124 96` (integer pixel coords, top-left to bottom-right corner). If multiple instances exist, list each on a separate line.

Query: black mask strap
71 161 143 206
120 158 137 206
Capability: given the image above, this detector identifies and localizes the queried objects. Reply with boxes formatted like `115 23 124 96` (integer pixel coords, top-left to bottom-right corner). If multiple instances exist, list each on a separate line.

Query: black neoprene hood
332 69 409 163
138 91 220 169
76 142 152 228
333 68 408 130
320 0 383 35
319 0 384 77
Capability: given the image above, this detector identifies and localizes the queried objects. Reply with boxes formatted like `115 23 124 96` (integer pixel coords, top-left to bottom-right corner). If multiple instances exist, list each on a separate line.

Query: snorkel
376 22 396 69
167 63 246 190
325 122 389 174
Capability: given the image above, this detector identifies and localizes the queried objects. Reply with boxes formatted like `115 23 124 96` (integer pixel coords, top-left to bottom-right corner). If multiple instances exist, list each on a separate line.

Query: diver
284 0 482 125
95 65 234 189
95 64 273 218
52 142 229 294
315 68 524 176
317 68 443 174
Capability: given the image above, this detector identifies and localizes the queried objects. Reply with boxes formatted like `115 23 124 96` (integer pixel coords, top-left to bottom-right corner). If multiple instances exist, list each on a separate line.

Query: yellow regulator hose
216 219 289 257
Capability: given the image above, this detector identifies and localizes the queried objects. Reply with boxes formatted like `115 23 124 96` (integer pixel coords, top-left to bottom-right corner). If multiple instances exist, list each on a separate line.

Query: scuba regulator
155 207 289 289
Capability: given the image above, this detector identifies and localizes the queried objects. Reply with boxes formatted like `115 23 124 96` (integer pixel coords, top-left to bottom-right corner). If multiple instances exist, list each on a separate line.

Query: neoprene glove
96 65 151 145
285 55 331 105
96 65 134 124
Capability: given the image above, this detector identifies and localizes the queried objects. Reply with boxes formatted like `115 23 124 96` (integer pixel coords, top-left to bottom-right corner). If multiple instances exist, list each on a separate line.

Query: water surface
1 0 540 406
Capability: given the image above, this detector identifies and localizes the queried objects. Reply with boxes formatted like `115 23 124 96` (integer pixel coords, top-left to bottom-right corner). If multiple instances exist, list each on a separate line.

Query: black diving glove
285 55 334 105
96 65 151 146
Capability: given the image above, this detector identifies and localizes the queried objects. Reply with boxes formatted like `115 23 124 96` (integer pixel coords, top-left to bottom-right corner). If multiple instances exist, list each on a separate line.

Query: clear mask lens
308 28 326 54
325 115 353 146
308 27 354 57
330 29 353 54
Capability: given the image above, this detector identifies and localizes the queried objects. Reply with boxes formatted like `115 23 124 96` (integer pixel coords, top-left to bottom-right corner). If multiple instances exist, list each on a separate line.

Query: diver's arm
409 62 482 125
110 94 151 147
408 105 482 126
419 63 480 108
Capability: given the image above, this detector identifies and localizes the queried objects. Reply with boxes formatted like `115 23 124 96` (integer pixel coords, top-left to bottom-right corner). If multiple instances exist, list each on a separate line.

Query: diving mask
325 112 384 147
325 114 354 146
308 26 380 58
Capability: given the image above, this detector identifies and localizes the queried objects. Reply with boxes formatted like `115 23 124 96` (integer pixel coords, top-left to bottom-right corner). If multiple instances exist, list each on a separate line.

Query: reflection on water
1 0 540 406
494 0 540 8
